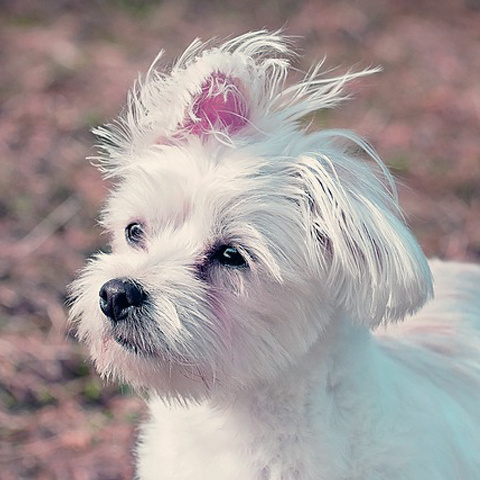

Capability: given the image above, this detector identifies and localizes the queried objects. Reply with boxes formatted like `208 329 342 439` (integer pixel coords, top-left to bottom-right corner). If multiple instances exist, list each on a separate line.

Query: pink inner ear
185 72 249 136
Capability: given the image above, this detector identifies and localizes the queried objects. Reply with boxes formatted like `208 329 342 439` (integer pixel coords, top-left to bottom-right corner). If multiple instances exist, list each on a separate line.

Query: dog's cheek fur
207 271 332 390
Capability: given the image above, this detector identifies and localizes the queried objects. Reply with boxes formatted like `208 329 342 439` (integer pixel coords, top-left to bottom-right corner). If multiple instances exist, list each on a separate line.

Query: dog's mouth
112 332 157 357
108 315 161 358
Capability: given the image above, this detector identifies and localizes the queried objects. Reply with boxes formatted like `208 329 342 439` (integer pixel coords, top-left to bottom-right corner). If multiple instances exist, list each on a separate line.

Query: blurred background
0 0 479 478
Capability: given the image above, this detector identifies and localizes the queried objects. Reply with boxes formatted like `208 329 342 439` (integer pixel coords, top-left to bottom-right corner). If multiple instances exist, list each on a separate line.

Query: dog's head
69 31 432 400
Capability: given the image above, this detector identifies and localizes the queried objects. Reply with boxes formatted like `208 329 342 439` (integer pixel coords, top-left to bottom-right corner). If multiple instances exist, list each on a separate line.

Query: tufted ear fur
293 130 433 327
182 72 249 137
90 31 379 176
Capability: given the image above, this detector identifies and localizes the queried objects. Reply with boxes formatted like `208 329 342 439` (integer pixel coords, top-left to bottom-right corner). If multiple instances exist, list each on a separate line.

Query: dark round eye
125 222 145 247
212 245 248 268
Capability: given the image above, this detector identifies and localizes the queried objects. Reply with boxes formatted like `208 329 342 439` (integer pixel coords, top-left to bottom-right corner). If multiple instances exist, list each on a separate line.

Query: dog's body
70 32 480 479
137 261 480 480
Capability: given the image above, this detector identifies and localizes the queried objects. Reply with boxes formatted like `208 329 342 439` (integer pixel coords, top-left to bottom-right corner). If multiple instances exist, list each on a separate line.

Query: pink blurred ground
0 1 479 478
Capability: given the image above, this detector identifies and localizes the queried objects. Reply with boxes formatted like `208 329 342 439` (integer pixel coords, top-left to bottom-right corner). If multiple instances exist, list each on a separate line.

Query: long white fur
70 31 480 479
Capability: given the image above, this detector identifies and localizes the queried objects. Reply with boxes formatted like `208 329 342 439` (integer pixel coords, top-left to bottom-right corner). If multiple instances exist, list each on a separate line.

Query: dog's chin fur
69 31 480 479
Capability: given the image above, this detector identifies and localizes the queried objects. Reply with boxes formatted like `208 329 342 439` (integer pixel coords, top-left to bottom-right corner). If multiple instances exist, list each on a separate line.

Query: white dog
70 31 480 479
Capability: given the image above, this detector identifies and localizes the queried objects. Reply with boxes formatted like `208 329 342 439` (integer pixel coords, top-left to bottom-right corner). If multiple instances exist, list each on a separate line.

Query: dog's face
70 32 433 401
71 143 331 399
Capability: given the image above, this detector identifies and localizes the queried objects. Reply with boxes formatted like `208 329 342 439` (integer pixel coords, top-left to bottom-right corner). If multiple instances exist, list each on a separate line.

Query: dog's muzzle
99 278 146 323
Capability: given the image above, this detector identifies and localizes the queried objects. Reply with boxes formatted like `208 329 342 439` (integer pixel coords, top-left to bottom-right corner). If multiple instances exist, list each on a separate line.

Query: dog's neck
207 318 387 478
220 316 378 407
143 317 397 479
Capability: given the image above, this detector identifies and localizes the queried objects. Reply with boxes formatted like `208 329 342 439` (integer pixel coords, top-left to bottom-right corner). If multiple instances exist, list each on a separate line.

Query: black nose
99 278 145 323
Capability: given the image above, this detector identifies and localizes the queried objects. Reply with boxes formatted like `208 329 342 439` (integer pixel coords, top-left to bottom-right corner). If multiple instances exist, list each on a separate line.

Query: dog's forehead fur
104 140 305 282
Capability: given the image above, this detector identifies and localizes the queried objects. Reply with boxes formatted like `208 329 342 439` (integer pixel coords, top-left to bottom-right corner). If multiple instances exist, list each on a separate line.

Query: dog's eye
212 245 248 268
125 222 145 247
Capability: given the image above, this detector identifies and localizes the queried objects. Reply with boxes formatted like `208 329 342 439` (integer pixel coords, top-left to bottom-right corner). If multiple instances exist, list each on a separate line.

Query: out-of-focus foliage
0 0 479 478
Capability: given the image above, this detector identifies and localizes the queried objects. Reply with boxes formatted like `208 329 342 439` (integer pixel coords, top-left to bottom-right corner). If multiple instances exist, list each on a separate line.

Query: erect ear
182 72 250 139
295 131 433 327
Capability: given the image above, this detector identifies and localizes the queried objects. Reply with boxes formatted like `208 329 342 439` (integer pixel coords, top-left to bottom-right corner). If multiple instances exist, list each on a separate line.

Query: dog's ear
294 130 433 327
90 31 378 175
182 72 249 139
90 31 285 173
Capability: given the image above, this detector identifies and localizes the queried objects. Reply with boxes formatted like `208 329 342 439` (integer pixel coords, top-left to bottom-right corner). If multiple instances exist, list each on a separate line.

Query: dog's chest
137 400 256 480
136 397 322 480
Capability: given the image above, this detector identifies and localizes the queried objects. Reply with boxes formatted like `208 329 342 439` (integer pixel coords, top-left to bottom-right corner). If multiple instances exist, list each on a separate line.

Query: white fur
69 31 480 479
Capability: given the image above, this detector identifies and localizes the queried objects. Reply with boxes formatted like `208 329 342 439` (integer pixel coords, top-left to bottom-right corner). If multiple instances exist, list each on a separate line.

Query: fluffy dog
70 31 480 479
